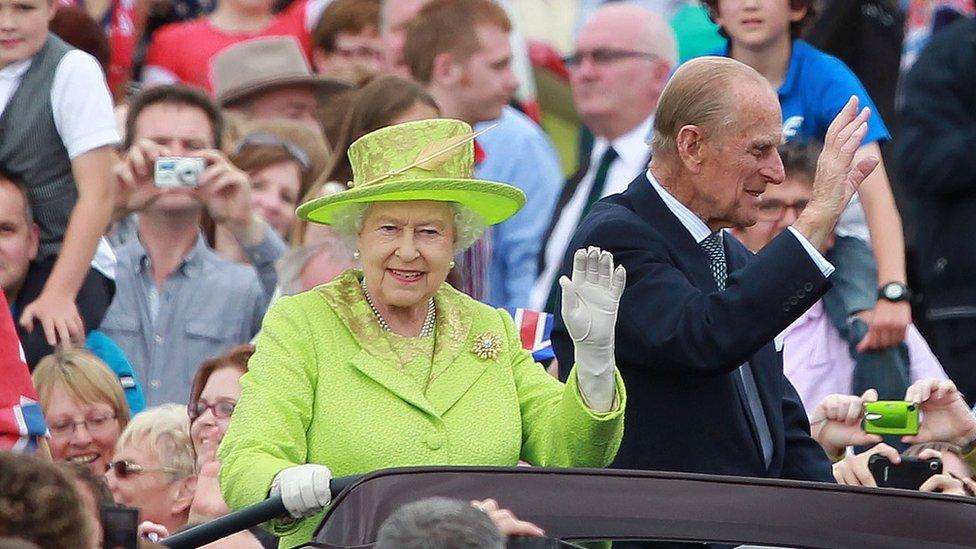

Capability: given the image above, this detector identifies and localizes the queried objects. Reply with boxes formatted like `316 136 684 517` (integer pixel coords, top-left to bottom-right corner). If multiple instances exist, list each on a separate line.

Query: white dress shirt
531 114 654 309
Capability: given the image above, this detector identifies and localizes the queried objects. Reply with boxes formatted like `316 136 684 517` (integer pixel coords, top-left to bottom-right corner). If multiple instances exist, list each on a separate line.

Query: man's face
570 12 668 133
694 85 785 230
0 0 54 69
313 27 384 82
238 85 320 130
713 0 806 50
381 0 425 74
450 24 518 123
732 174 811 252
132 102 214 213
0 180 38 297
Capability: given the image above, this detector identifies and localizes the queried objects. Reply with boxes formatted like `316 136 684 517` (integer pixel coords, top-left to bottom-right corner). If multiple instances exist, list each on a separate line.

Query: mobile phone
154 156 206 188
101 504 139 549
868 454 942 490
862 400 919 435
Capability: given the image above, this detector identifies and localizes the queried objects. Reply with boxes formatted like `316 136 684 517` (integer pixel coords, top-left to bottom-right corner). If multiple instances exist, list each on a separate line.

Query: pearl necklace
361 278 436 337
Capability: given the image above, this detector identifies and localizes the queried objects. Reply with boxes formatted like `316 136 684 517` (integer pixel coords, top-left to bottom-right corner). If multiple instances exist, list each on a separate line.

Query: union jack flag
0 290 47 453
505 308 554 363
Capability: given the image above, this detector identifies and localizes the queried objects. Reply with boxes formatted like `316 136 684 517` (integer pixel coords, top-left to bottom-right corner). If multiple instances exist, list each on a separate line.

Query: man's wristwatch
878 282 912 303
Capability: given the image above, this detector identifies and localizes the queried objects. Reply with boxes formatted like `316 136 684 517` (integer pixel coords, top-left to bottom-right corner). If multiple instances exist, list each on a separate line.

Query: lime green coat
218 271 626 547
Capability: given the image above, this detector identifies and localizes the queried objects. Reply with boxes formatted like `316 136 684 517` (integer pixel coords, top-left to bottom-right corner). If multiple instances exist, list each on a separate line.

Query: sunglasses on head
188 399 237 421
106 459 181 479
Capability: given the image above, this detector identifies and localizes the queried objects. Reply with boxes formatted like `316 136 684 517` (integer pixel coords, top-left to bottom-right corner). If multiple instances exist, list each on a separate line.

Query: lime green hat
297 118 526 225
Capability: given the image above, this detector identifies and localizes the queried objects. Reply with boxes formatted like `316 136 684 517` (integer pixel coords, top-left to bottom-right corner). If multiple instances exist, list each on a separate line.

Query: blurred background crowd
3 0 976 547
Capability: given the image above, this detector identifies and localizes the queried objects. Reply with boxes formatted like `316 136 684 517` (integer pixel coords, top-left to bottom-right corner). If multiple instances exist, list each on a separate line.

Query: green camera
863 401 919 436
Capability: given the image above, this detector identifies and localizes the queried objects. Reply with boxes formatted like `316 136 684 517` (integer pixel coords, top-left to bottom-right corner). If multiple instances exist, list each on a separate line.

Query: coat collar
623 173 720 293
316 270 487 418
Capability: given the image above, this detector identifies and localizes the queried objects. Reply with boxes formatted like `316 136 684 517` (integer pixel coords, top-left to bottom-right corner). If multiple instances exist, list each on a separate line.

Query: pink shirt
782 300 948 417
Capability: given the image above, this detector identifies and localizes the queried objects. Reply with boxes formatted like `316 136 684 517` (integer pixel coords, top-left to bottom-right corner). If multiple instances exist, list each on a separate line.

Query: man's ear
27 224 39 262
171 475 197 516
430 52 461 87
789 3 808 24
675 124 706 173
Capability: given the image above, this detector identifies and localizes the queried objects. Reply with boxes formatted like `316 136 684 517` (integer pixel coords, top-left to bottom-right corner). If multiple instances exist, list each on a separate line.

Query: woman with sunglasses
218 119 330 254
105 404 197 536
33 348 130 476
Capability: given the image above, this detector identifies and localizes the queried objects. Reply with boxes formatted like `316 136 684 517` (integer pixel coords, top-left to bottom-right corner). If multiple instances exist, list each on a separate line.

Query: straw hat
297 119 525 225
211 36 350 107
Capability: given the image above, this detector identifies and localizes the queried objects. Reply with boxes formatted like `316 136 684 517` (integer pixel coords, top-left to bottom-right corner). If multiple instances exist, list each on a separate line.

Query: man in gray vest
101 85 266 406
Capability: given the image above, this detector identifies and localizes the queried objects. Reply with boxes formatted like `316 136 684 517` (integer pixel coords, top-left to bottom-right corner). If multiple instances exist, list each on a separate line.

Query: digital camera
154 157 205 188
863 400 920 436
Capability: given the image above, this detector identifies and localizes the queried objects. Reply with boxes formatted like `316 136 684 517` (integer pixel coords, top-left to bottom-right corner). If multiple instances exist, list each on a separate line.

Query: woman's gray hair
330 201 487 251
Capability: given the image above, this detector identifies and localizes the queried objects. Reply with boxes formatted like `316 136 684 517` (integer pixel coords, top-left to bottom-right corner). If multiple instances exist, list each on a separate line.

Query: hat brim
219 75 351 107
297 179 526 226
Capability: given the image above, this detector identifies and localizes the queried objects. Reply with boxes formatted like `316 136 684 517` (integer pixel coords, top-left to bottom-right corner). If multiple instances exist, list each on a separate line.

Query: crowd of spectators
3 0 976 547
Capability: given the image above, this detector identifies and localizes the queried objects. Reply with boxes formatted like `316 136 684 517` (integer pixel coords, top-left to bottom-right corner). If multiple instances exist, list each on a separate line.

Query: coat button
804 282 814 292
424 433 445 450
789 297 799 305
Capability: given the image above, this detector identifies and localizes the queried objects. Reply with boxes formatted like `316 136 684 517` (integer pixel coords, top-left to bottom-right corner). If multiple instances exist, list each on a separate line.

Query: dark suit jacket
553 172 835 482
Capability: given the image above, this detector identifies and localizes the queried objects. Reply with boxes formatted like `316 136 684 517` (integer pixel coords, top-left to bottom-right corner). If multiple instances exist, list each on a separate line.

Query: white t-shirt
0 48 120 279
0 49 120 159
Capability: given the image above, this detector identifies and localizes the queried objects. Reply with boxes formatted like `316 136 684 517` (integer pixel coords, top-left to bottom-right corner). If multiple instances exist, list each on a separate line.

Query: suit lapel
625 174 718 293
725 235 784 469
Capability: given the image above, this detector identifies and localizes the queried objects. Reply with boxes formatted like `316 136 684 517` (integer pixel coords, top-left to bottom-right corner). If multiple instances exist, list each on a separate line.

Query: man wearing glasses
533 3 676 310
730 141 948 420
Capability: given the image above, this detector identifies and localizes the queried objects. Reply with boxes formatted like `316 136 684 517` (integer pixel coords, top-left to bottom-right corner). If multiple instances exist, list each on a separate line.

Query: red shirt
144 7 311 93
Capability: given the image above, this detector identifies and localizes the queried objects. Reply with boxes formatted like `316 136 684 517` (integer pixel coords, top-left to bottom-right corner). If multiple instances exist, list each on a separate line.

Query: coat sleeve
502 309 625 468
554 213 830 379
218 294 322 536
779 373 834 482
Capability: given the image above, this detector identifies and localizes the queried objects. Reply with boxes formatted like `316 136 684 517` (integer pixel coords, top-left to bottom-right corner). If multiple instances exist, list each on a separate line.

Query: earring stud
449 260 456 269
353 250 360 260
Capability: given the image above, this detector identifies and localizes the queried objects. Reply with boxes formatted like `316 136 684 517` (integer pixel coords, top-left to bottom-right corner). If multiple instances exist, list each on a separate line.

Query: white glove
560 247 626 413
270 464 332 519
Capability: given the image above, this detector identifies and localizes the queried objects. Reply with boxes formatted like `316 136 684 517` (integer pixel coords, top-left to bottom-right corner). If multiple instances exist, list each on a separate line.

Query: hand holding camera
811 390 883 458
903 379 976 448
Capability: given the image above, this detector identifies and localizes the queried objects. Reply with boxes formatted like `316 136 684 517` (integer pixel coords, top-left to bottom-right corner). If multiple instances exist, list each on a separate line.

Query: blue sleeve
812 51 890 145
85 330 146 415
476 113 562 308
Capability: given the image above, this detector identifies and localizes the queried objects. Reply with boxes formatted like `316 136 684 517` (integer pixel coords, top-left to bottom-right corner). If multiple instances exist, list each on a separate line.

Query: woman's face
104 442 182 526
357 200 456 311
45 384 122 475
249 160 303 236
190 366 243 464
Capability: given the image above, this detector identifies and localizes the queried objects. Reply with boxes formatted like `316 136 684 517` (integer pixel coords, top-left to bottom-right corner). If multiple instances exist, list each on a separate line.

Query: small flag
504 308 554 363
0 290 47 453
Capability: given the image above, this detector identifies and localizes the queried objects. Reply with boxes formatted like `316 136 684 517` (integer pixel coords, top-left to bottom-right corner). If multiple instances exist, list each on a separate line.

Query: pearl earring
449 260 456 269
353 250 360 260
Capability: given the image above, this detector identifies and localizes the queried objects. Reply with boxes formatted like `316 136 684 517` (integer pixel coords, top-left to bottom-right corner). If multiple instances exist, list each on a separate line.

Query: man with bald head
533 4 676 309
552 56 880 480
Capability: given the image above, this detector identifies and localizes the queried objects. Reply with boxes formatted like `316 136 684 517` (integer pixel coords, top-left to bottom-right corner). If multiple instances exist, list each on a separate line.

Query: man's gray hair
331 201 488 252
375 497 504 549
650 56 767 159
277 237 356 296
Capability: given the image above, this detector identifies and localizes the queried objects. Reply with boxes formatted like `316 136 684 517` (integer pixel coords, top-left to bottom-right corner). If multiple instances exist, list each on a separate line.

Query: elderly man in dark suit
553 56 880 481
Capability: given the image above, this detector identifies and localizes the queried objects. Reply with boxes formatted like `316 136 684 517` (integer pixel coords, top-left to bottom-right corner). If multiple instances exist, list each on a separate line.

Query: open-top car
164 466 976 549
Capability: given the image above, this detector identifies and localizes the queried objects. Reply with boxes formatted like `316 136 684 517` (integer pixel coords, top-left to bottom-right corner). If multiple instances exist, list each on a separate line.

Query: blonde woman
105 404 197 536
33 348 130 475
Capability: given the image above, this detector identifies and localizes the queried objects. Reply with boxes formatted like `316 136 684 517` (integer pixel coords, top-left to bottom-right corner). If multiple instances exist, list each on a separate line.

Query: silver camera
154 157 206 188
